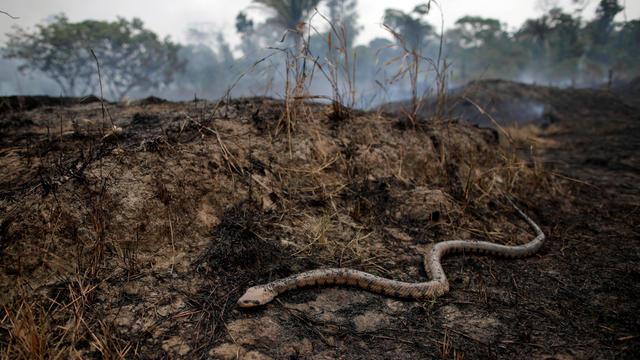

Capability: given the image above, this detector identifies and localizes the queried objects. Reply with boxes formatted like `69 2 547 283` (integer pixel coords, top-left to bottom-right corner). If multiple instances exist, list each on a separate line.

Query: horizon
1 0 637 101
2 0 638 49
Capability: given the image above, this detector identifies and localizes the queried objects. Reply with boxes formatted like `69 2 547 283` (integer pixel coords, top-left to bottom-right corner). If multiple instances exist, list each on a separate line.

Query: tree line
1 0 637 102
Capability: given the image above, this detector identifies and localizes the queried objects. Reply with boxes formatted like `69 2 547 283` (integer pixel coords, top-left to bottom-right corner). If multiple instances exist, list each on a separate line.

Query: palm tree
383 4 435 51
518 16 552 55
591 0 624 45
253 0 321 31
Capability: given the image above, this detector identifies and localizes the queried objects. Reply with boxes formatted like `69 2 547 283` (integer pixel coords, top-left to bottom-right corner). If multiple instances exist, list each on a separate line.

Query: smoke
0 53 59 96
1 4 637 105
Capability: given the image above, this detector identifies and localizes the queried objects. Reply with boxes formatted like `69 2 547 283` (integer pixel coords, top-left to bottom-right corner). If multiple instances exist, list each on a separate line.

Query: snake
237 197 545 307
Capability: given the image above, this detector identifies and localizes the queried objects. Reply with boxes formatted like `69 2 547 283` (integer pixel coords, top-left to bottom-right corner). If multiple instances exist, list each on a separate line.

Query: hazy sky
1 0 638 48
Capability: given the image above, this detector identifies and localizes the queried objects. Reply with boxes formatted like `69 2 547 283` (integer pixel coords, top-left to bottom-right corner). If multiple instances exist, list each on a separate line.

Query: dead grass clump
1 282 64 360
379 1 448 126
309 11 357 121
503 123 561 150
1 276 136 360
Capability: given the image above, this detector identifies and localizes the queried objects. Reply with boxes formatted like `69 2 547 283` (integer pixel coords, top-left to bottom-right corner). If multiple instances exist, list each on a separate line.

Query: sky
1 0 638 49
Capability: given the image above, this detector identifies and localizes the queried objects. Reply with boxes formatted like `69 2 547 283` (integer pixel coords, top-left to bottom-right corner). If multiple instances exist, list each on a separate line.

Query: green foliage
614 19 640 70
4 14 183 99
454 16 504 47
235 11 262 57
235 11 254 34
1 1 637 101
253 0 321 30
518 16 552 57
383 4 435 51
594 0 624 41
443 0 636 86
445 16 525 84
585 0 625 66
511 8 585 83
233 0 321 55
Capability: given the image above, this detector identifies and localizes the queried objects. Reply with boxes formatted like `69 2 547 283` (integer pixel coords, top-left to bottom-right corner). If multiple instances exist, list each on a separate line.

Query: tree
252 0 321 31
611 20 640 77
236 11 254 35
592 0 624 44
235 11 261 56
326 0 361 47
4 14 183 100
584 0 624 72
445 16 526 83
234 0 321 52
454 16 503 48
518 16 553 56
541 9 583 84
5 15 94 96
383 4 435 51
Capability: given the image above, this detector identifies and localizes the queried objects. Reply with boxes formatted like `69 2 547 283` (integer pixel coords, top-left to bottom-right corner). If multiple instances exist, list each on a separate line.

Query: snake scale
238 198 545 307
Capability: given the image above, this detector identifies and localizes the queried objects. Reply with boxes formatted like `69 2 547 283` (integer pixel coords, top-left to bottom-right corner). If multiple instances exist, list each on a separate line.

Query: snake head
237 285 276 308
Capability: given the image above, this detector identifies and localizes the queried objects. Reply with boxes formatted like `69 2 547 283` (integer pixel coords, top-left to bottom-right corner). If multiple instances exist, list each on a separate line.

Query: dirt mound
0 93 638 358
389 79 638 129
134 96 169 105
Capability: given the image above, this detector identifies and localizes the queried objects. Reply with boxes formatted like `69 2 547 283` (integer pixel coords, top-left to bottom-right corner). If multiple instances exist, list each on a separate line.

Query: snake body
238 198 545 307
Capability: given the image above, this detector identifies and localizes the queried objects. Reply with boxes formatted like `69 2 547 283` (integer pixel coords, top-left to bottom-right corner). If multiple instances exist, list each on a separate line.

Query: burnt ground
0 80 638 359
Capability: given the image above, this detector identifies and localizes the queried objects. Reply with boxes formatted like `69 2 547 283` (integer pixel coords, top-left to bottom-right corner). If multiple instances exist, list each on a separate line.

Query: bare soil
0 80 638 359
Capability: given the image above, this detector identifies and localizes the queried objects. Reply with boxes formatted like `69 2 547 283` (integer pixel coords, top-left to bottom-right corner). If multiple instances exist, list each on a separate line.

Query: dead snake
238 198 545 307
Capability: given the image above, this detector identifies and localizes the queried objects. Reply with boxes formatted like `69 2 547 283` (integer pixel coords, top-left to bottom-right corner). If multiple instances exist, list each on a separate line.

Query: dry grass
0 8 566 360
503 123 561 150
378 3 448 126
1 281 63 360
0 92 561 357
1 274 129 360
308 11 357 121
